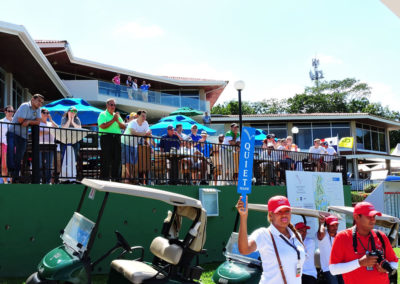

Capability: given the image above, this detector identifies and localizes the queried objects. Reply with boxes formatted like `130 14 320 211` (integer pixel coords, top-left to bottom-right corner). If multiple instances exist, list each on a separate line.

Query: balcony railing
98 81 207 112
0 122 347 185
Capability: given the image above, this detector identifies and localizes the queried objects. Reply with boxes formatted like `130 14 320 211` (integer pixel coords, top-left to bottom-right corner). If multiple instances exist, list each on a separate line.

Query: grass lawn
394 247 400 283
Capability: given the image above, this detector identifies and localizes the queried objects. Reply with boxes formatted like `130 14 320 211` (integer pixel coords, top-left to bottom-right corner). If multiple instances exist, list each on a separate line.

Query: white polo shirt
302 237 317 278
317 232 335 272
249 224 305 284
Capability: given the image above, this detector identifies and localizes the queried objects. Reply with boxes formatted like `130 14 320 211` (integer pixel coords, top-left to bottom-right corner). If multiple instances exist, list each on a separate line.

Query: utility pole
309 57 324 87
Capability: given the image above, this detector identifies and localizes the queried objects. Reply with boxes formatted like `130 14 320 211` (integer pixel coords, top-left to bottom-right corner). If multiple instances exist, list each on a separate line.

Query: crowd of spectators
112 74 151 102
0 95 341 185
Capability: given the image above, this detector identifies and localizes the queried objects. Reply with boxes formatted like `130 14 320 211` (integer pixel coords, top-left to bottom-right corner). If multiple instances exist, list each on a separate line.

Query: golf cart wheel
26 272 57 284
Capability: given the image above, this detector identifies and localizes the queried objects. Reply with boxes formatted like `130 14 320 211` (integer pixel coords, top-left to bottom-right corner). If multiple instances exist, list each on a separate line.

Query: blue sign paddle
237 127 256 207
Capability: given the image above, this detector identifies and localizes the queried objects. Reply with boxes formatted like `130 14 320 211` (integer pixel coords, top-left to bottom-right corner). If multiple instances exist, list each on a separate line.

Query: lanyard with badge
279 235 302 278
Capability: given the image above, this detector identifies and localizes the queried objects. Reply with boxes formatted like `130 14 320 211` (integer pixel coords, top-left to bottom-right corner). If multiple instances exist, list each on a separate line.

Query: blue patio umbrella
255 129 267 146
43 98 103 125
159 115 197 124
150 120 216 137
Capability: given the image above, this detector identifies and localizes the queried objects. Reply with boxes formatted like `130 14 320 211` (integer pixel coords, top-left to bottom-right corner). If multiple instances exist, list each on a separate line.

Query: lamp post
234 80 245 134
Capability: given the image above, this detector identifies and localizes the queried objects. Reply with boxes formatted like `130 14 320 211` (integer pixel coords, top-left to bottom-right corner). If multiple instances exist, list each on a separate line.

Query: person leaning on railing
7 94 44 183
39 108 59 184
0 105 14 183
60 106 82 163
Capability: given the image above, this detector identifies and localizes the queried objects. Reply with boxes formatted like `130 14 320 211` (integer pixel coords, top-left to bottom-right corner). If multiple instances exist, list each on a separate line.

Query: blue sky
1 0 400 110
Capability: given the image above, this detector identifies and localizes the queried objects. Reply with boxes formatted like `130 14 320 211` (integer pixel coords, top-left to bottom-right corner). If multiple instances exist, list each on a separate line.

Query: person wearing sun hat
61 106 82 162
236 195 305 284
329 202 398 284
317 214 343 284
295 222 317 284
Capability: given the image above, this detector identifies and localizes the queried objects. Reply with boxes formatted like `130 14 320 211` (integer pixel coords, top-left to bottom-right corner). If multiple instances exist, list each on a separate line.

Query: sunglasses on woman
70 110 77 113
41 111 49 114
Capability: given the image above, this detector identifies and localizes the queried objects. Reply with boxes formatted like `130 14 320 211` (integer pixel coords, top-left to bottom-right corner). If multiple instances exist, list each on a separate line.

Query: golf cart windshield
224 232 261 265
62 212 95 255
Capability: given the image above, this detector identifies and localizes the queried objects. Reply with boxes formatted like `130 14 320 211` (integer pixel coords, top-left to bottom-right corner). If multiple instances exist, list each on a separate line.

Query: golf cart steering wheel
115 231 132 252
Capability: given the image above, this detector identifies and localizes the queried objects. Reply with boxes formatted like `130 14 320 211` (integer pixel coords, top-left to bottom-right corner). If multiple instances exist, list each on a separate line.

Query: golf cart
26 179 207 284
212 203 332 284
328 205 400 284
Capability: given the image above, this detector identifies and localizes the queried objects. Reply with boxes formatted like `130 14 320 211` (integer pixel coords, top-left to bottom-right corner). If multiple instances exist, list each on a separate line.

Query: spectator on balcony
286 136 298 152
175 123 187 141
7 94 44 183
60 106 82 164
126 76 134 99
1 105 14 183
140 80 151 102
126 110 152 184
309 138 327 172
98 99 126 181
189 124 205 151
39 108 58 184
202 111 211 126
160 125 180 152
112 74 121 97
224 123 240 146
322 141 337 171
260 143 279 185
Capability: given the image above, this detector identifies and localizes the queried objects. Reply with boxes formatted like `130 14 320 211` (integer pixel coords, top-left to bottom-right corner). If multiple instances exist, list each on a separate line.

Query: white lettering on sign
243 169 248 177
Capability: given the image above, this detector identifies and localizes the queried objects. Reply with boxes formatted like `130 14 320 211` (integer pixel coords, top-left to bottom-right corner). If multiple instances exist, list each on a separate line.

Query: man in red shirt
329 202 398 284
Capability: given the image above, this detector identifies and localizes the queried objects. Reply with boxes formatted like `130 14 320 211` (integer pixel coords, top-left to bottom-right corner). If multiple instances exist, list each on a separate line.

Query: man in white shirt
322 141 337 171
308 138 327 172
317 215 344 284
295 222 317 284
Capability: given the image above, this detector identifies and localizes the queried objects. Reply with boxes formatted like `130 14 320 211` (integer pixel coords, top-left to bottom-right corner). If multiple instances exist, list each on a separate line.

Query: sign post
237 127 256 207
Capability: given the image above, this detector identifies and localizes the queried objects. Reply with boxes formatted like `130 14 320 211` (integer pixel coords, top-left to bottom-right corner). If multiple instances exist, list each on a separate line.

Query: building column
385 128 391 154
4 72 13 107
350 120 357 152
287 122 293 136
386 159 391 175
353 158 359 181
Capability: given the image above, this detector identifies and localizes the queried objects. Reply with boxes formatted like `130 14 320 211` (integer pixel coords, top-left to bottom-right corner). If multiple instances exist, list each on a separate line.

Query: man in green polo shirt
97 99 126 181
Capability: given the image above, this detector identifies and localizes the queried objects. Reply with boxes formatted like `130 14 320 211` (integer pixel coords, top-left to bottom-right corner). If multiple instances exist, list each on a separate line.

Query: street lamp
234 80 245 133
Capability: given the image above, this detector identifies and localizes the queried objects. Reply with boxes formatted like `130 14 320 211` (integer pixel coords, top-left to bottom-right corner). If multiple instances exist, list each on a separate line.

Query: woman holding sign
237 195 306 284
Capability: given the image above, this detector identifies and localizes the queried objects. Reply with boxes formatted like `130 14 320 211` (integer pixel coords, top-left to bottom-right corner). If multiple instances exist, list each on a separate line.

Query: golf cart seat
110 206 207 284
111 259 165 283
110 237 183 283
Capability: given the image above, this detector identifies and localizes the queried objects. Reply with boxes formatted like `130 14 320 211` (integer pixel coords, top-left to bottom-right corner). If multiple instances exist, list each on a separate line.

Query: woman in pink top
112 73 121 97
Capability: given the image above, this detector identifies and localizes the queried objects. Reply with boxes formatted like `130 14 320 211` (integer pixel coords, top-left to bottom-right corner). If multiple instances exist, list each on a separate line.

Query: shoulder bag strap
269 230 288 284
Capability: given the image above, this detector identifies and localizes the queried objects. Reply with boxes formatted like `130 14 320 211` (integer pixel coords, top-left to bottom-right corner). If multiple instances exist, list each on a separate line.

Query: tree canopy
211 78 400 148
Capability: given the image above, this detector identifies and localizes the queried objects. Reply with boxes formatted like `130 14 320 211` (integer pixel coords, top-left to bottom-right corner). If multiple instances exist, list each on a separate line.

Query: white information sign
286 171 346 237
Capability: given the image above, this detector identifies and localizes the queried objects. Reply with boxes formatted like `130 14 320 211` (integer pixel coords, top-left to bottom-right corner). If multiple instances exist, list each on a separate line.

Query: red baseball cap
354 202 382 217
268 196 291 213
325 215 339 225
295 222 310 230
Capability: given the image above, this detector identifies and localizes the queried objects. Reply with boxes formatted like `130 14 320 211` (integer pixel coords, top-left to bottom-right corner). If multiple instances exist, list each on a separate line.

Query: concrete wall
0 184 351 278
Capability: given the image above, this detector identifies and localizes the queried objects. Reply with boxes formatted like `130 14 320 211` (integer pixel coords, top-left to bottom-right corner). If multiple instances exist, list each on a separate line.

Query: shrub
364 184 377 193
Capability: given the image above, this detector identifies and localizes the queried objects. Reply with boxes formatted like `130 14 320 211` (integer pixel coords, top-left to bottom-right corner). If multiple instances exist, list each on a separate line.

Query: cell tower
309 57 324 87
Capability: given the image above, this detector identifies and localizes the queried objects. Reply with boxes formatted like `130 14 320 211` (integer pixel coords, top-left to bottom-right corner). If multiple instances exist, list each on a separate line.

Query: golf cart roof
247 203 333 218
81 179 203 208
328 206 400 226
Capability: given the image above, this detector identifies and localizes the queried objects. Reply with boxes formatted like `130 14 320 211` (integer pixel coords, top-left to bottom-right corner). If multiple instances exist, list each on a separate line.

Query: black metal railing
0 121 347 185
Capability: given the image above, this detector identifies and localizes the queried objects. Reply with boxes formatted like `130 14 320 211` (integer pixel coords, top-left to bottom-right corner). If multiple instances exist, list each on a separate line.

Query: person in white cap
236 195 305 284
295 222 317 284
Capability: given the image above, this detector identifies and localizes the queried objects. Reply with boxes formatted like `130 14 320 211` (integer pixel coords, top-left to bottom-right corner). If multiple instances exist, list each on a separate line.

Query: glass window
332 128 351 139
379 132 386 152
363 129 371 150
294 128 312 151
332 122 350 127
312 123 330 128
269 123 286 129
293 123 311 128
356 123 362 128
371 131 379 151
312 128 331 141
12 79 24 109
273 129 287 139
356 128 364 149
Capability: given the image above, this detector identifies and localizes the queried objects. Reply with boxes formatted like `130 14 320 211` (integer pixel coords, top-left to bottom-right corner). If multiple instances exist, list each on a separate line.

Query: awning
345 154 400 161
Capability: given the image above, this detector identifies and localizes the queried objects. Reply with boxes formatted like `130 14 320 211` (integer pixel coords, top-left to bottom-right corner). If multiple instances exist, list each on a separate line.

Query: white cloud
369 81 400 111
113 21 165 39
